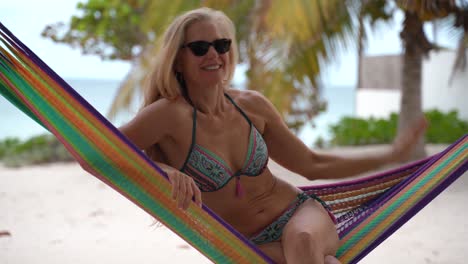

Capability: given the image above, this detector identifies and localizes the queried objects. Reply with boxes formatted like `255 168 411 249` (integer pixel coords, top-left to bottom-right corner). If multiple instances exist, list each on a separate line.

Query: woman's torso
156 90 301 236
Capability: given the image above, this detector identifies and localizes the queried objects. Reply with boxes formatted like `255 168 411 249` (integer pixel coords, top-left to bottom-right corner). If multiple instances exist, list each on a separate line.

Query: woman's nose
204 45 218 58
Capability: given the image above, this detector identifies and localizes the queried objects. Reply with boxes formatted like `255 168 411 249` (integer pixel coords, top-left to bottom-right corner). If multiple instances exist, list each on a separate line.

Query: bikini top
180 93 269 196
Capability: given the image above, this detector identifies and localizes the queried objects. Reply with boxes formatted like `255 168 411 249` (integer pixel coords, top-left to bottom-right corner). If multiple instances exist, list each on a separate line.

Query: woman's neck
187 84 227 115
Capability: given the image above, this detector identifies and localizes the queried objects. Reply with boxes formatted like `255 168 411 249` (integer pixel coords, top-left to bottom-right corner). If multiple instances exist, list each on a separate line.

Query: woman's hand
389 116 428 162
166 170 203 210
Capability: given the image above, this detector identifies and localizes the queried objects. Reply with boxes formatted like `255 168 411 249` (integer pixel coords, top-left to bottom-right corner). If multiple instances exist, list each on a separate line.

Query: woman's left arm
252 92 427 181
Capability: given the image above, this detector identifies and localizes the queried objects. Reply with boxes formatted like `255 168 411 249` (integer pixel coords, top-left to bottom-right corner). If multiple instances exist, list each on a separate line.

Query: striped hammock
1 22 467 264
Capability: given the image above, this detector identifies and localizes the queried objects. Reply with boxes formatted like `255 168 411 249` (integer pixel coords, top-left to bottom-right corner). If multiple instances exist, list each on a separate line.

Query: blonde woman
120 7 426 264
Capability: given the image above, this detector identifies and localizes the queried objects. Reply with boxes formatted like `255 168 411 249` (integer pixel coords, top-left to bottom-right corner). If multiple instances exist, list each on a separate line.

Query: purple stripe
1 23 275 263
335 135 466 237
201 205 275 263
1 23 274 263
4 22 464 263
343 137 466 259
300 157 430 192
300 133 466 194
339 154 440 236
0 23 169 180
350 158 467 264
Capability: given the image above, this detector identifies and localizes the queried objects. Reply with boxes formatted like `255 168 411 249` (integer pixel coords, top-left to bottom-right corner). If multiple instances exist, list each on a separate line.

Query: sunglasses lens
213 39 231 54
189 41 210 56
185 39 231 56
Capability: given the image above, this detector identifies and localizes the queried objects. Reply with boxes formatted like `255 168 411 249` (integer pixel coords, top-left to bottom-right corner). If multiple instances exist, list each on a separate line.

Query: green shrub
0 134 74 167
0 138 21 160
425 109 468 144
327 109 467 146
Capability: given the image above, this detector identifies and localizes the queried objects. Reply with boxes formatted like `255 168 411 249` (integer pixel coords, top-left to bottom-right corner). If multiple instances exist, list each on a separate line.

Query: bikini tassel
236 176 244 197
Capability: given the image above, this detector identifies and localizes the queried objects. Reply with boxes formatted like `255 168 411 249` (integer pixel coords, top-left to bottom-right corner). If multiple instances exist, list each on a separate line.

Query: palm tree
42 0 467 156
112 0 358 131
218 0 467 157
355 0 467 159
396 0 466 159
42 0 358 130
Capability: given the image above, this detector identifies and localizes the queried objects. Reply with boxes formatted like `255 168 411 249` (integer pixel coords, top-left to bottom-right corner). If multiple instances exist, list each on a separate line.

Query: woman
120 7 427 264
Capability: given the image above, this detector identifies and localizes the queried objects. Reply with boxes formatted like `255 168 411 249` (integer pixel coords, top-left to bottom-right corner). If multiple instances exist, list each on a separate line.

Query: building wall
356 50 468 120
422 50 468 120
356 89 400 118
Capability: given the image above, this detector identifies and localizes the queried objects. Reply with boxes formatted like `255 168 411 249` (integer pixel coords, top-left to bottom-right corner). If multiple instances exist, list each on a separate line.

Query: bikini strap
224 93 252 125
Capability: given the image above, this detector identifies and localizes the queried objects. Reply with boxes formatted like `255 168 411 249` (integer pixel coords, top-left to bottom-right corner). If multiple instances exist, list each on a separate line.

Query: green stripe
0 57 46 128
0 46 241 263
337 147 463 256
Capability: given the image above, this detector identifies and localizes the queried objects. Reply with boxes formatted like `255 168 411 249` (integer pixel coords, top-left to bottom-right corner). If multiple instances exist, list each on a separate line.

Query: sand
0 145 466 263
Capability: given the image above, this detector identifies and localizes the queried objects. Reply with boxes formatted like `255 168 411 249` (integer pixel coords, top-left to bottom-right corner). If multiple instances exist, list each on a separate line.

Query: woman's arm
119 100 202 209
250 92 427 180
119 100 174 150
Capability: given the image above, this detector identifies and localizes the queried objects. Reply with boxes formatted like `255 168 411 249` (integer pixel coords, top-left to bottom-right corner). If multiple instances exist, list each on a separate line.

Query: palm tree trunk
357 5 365 89
399 11 432 160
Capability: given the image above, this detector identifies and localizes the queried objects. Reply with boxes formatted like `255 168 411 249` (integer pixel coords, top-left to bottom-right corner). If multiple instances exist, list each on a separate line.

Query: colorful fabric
180 93 268 194
250 192 335 245
1 23 467 264
0 23 272 264
302 139 467 263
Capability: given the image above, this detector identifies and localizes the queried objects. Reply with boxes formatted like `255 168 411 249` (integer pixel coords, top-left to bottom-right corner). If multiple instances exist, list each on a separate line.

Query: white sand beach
1 145 467 264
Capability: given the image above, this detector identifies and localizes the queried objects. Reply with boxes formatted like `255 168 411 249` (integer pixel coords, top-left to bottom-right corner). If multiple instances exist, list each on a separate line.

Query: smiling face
175 19 230 90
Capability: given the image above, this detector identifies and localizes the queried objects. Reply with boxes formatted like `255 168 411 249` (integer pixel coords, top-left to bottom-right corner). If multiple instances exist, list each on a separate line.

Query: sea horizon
0 78 355 146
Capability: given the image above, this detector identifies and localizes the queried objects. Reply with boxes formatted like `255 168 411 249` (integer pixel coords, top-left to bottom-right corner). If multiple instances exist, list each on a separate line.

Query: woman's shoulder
140 96 193 124
146 96 191 113
227 88 275 116
227 89 269 109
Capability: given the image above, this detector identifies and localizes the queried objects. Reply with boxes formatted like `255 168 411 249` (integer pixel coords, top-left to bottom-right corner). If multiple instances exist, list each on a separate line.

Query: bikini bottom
249 192 336 245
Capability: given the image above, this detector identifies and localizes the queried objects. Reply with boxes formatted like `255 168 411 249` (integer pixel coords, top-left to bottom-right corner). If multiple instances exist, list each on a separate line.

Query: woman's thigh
257 242 286 264
282 199 339 256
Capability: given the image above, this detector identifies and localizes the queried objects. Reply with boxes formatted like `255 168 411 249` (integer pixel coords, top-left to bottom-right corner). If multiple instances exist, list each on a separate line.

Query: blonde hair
143 7 238 107
143 7 238 160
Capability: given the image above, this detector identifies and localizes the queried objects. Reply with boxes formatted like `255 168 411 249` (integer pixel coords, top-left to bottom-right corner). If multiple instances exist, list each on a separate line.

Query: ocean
0 79 355 145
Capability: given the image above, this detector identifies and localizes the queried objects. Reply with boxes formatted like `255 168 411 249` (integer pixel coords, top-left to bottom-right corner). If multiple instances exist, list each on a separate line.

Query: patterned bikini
180 93 269 195
180 93 334 245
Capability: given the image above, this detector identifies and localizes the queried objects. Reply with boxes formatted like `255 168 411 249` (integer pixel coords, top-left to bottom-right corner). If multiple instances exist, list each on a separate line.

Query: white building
356 50 468 120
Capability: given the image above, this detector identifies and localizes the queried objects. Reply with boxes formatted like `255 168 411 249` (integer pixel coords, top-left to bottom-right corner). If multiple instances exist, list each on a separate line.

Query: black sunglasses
181 38 231 57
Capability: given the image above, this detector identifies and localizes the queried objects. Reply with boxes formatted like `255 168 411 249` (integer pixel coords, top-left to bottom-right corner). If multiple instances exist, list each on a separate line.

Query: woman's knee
285 228 320 250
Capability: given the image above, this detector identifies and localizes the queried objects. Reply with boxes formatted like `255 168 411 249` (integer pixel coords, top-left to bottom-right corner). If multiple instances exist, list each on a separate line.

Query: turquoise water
299 85 355 146
0 78 137 140
0 79 355 144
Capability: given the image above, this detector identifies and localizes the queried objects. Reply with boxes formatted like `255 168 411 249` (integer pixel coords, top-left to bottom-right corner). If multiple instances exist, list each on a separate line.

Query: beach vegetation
328 109 468 146
40 0 359 131
0 134 73 168
41 1 467 158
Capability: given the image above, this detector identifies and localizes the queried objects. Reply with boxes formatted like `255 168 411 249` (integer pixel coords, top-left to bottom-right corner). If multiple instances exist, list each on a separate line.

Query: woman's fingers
182 179 193 209
178 174 187 208
192 180 203 207
168 171 202 210
170 172 179 200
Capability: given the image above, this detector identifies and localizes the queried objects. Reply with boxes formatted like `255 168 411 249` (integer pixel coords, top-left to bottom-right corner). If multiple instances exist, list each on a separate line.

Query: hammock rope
0 22 272 264
1 22 466 263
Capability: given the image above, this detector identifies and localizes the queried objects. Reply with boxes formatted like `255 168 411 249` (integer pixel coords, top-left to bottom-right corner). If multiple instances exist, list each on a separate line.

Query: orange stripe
340 141 467 262
8 47 265 263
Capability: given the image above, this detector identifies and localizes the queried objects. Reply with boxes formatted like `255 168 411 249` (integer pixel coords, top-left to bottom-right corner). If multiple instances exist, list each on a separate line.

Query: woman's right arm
119 101 202 209
119 101 172 150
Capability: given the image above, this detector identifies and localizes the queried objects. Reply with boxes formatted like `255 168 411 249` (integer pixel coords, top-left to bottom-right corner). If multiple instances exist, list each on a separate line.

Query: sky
0 1 458 85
